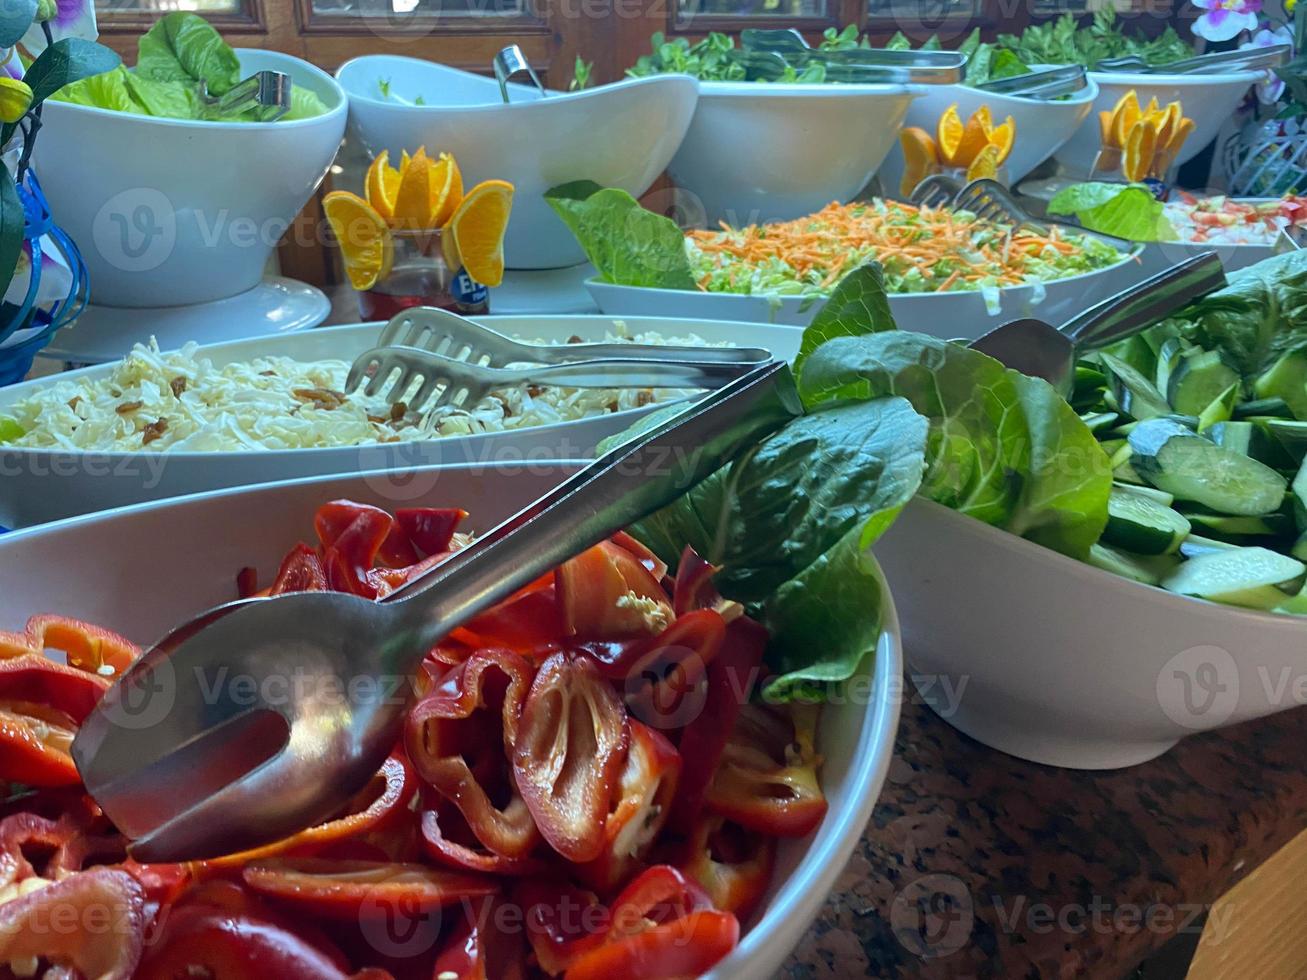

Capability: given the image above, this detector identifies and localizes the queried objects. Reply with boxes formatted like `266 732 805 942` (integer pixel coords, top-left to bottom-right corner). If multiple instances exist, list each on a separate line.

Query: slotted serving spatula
71 360 799 862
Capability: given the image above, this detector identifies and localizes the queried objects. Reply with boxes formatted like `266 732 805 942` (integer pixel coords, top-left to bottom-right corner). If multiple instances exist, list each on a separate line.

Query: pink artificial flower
1192 0 1263 42
1241 24 1293 103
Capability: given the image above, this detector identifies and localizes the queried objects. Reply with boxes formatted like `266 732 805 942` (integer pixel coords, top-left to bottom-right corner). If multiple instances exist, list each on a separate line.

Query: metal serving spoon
71 360 799 862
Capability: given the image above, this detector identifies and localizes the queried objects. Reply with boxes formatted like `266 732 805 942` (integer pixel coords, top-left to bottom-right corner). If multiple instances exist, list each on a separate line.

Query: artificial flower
1192 0 1263 42
1242 23 1294 102
19 0 97 56
0 77 32 123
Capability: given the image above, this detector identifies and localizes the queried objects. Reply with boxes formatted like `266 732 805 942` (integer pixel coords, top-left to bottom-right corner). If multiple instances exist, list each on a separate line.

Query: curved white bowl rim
1088 67 1263 86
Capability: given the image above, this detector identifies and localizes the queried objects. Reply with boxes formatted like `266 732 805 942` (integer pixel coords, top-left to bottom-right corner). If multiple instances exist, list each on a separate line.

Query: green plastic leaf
137 11 239 95
1048 182 1175 242
0 0 36 49
544 181 695 290
0 167 23 300
20 37 119 105
794 263 897 381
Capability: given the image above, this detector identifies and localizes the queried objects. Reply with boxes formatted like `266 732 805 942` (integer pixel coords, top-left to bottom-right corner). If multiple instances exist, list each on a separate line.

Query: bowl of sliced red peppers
0 463 900 979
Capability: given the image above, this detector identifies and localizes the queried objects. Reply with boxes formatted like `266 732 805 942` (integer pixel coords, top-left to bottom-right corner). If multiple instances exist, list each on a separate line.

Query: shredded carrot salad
685 199 1125 302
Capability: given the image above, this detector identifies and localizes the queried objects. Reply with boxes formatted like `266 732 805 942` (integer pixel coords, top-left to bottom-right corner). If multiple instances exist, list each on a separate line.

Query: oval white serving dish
874 497 1307 770
585 248 1145 335
35 50 348 309
0 461 903 978
335 56 699 270
0 315 801 529
666 80 922 227
1055 69 1261 178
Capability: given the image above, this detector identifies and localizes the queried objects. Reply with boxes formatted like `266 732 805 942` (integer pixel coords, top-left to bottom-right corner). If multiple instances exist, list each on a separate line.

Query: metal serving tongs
1095 43 1291 75
735 28 964 84
71 360 799 862
969 251 1227 396
971 64 1087 100
345 306 773 414
494 44 547 103
200 70 291 122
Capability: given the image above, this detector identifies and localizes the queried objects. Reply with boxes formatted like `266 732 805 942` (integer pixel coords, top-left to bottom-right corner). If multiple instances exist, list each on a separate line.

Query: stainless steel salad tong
731 29 964 83
972 64 1087 100
969 251 1227 395
1094 43 1290 75
71 359 799 862
345 306 772 413
494 44 547 102
199 70 291 122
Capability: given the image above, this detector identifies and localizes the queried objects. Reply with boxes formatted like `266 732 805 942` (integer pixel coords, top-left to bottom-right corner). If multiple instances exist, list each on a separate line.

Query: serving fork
1094 44 1290 75
345 306 772 413
71 359 799 862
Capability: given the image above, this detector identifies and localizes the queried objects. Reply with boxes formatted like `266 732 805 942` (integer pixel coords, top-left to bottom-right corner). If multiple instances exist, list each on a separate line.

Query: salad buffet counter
785 696 1307 978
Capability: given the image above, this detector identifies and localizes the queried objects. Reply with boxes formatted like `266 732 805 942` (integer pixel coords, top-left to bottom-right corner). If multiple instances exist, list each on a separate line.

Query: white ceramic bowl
586 248 1145 335
1055 69 1260 177
33 50 347 308
666 81 922 227
335 56 699 270
877 67 1099 194
0 462 903 977
0 314 801 528
874 498 1307 770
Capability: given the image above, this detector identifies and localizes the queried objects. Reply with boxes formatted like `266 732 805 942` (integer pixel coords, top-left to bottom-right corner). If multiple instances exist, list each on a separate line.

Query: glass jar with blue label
356 229 489 321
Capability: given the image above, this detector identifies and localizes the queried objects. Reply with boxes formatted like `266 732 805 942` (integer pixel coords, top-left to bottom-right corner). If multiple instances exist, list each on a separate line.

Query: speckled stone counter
783 692 1307 979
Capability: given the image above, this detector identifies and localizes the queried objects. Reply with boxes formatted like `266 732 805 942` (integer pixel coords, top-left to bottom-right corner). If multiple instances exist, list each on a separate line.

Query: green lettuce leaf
1048 182 1176 242
793 263 896 381
630 396 928 700
544 181 695 290
125 73 198 118
1152 249 1307 377
51 65 144 113
136 11 239 96
798 333 1111 558
282 85 329 121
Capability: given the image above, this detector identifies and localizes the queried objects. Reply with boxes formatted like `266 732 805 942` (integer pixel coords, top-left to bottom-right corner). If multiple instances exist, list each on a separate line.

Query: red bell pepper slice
512 652 629 863
406 649 540 860
315 501 394 598
0 656 109 787
0 807 127 886
574 721 681 894
611 531 668 581
622 610 725 729
419 809 546 876
603 865 713 941
562 909 740 980
200 755 415 870
269 542 330 596
668 615 767 835
514 877 611 975
396 507 466 559
241 857 496 919
0 868 146 980
430 897 529 980
450 572 565 654
705 704 828 838
556 540 673 640
0 614 138 676
679 813 777 920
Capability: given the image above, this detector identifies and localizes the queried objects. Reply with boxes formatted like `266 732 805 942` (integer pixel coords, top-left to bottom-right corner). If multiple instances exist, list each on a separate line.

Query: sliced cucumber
1161 547 1307 609
1088 543 1180 586
1114 482 1173 506
1180 534 1239 558
1168 351 1240 417
1129 418 1288 516
1101 353 1171 421
1099 438 1126 459
1080 411 1119 434
1292 531 1307 562
1182 511 1294 539
1208 420 1255 457
1234 396 1292 420
1196 382 1239 433
1253 349 1307 420
1292 455 1307 530
1104 488 1191 554
1106 334 1156 381
1262 418 1307 465
1155 336 1188 395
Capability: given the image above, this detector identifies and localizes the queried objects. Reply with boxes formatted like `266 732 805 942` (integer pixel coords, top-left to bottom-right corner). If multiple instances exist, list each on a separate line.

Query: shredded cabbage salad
3 327 720 453
685 199 1126 303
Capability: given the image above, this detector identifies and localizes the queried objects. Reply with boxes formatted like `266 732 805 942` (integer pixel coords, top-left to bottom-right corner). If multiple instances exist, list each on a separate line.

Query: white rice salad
1163 194 1307 246
1 325 725 452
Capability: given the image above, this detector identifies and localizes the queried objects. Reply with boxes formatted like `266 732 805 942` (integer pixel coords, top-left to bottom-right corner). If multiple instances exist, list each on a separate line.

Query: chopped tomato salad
0 500 827 979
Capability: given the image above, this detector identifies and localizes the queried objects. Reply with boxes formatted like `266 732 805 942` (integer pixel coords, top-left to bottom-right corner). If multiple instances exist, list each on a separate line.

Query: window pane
310 0 523 15
678 0 828 19
866 0 981 20
96 0 243 13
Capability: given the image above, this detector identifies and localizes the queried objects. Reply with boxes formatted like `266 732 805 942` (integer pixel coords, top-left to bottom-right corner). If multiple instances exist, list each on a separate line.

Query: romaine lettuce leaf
136 11 239 96
50 65 144 113
1048 182 1176 242
793 263 896 380
282 85 329 121
545 181 696 290
125 72 198 119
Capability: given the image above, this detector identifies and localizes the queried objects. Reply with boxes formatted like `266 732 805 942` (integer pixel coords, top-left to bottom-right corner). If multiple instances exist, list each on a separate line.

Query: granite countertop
783 693 1307 979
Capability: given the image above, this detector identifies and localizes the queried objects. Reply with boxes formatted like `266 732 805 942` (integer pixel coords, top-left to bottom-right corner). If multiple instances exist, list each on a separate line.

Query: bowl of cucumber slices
873 249 1307 770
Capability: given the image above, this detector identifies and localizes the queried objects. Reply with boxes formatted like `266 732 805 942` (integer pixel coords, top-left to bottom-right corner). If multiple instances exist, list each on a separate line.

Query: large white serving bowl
33 50 347 308
1055 69 1261 177
0 461 903 977
586 248 1145 336
335 56 699 270
878 68 1099 194
0 314 801 528
875 498 1307 770
666 81 922 227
